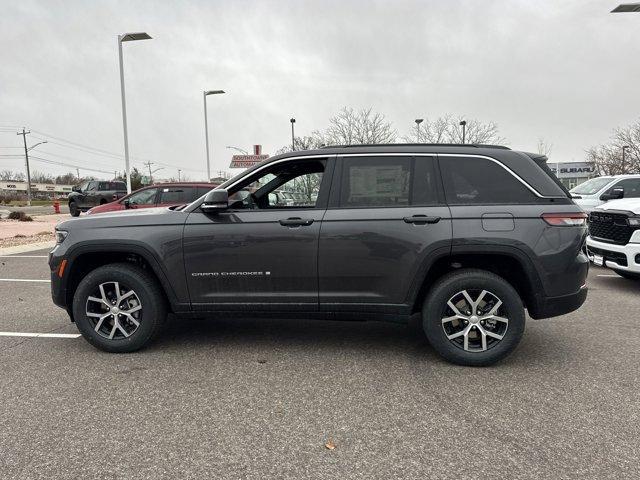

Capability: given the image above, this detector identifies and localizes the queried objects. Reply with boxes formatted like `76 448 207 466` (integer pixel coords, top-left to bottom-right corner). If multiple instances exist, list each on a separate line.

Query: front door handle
279 217 314 227
403 215 441 225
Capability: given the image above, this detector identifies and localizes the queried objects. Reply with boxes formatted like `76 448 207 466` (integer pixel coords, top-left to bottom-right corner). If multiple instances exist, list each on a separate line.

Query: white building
0 181 74 198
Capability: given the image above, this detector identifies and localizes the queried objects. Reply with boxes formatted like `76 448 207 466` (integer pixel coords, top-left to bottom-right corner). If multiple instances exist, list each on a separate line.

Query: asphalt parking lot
0 249 638 479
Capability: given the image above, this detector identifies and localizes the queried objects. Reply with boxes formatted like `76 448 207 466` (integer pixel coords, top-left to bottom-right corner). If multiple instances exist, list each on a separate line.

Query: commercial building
0 181 74 199
548 161 596 189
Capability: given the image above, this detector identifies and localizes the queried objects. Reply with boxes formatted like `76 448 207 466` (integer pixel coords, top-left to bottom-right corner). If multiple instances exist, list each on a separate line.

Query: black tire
422 269 525 367
72 263 167 353
613 269 640 280
69 201 80 217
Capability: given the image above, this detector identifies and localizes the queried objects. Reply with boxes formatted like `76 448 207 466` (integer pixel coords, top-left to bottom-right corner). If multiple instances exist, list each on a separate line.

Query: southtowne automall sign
229 144 269 168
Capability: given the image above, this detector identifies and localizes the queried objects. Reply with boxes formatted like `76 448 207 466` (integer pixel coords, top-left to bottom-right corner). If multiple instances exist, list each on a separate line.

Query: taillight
541 212 588 226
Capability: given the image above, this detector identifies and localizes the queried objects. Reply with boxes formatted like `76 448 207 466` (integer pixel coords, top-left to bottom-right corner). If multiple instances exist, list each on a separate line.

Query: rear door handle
279 217 314 227
403 215 441 225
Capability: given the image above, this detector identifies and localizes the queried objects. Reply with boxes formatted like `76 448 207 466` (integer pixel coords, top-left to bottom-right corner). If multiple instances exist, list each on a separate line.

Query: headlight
629 218 640 226
55 230 68 244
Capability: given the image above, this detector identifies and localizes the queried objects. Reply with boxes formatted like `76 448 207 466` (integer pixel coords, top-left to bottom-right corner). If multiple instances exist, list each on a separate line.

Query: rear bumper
529 284 588 319
586 236 640 274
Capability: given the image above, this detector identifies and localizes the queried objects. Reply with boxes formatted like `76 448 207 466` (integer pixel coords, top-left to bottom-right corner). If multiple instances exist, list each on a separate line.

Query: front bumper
48 245 68 310
586 236 640 274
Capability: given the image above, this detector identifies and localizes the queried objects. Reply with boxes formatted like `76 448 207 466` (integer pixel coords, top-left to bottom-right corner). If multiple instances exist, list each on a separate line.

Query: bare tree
324 107 396 145
537 138 553 157
274 133 326 155
587 120 640 175
404 115 505 145
30 171 55 184
55 172 79 185
0 170 25 181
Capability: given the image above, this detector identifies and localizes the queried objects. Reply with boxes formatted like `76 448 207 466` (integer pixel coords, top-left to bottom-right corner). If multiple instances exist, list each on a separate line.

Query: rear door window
158 187 196 204
339 156 438 207
196 186 213 197
440 156 536 204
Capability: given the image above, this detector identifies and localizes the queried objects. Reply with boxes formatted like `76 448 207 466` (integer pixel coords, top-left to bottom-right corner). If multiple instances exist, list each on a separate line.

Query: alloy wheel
441 289 508 352
85 281 142 340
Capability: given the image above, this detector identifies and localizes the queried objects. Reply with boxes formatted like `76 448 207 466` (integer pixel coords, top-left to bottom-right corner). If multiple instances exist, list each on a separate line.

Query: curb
0 241 56 256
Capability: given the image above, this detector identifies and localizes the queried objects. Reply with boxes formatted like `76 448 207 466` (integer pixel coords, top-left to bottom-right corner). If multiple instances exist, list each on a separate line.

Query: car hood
57 206 187 231
595 198 640 215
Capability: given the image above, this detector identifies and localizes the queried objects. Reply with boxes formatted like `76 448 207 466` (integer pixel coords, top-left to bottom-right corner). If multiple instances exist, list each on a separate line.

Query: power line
29 156 115 174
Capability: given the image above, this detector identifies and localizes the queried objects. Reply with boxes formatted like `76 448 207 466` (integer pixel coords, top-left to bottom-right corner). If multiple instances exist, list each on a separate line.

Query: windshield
570 177 612 195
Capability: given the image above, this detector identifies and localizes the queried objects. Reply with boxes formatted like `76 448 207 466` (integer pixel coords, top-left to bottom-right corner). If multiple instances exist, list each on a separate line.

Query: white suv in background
586 198 640 280
570 175 640 212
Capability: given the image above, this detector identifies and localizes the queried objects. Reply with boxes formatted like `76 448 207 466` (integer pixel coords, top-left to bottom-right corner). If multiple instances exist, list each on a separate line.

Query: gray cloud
1 0 638 179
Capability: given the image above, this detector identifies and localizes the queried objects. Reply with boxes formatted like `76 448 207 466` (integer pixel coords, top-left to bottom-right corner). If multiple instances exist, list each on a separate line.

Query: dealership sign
549 162 595 179
229 145 269 168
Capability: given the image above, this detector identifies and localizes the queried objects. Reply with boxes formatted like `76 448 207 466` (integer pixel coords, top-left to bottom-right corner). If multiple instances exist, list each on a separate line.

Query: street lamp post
459 120 467 144
622 145 630 173
203 90 225 182
290 118 296 151
118 32 152 194
178 169 182 181
226 146 249 155
414 119 424 143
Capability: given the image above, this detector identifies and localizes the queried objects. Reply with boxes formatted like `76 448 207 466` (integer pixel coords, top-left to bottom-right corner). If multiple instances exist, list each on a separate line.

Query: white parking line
0 255 48 258
0 278 51 283
0 332 80 338
597 274 619 278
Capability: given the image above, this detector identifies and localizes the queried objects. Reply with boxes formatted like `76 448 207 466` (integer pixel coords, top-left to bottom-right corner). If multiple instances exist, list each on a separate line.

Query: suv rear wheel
72 263 167 352
422 269 525 366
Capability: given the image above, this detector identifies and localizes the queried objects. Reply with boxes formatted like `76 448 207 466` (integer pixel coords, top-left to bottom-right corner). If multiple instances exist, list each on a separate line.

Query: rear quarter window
440 156 537 205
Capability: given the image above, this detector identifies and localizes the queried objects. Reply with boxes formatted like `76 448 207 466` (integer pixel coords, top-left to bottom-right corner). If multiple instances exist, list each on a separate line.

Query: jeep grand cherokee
49 144 589 366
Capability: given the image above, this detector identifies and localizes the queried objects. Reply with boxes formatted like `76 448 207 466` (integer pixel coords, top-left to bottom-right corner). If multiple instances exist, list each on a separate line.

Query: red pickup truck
85 182 218 215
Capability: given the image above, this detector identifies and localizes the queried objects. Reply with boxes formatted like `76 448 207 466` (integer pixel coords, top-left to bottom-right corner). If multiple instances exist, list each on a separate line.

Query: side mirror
123 199 131 209
201 189 229 213
72 186 81 193
601 187 624 201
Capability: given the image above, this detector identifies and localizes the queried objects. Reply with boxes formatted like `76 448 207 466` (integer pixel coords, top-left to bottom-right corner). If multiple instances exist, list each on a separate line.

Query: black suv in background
50 145 588 366
67 180 127 216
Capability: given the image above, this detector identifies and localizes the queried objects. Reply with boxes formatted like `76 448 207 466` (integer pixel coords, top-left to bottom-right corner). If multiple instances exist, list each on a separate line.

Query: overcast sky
1 0 638 181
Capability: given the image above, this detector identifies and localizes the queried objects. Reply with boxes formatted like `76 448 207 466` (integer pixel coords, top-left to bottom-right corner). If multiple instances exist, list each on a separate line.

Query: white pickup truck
570 175 640 213
586 198 640 280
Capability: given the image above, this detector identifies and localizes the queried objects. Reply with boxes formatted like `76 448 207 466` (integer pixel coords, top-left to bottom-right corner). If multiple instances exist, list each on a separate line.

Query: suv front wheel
72 263 167 352
422 269 525 366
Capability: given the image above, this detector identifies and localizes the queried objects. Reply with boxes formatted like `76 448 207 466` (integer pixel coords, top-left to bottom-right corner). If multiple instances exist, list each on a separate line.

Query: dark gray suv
49 145 588 365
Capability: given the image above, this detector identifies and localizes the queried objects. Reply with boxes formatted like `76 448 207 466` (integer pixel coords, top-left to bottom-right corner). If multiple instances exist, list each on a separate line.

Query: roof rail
319 143 511 150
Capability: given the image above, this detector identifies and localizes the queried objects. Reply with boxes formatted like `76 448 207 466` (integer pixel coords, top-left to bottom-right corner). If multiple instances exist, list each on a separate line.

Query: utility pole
76 168 80 182
17 128 33 206
460 120 467 144
144 161 154 184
